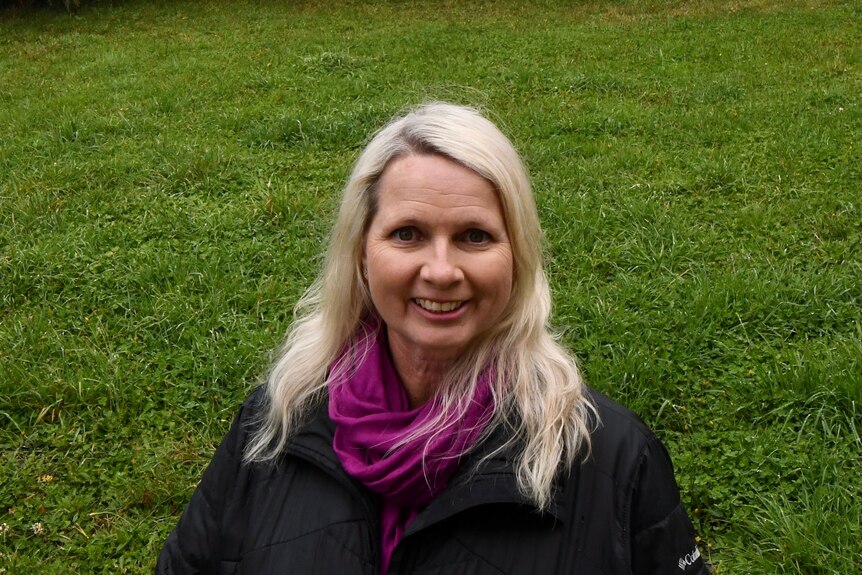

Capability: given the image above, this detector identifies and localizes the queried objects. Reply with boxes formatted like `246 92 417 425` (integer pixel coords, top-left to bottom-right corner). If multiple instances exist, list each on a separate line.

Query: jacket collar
284 399 356 488
286 398 568 534
407 422 568 536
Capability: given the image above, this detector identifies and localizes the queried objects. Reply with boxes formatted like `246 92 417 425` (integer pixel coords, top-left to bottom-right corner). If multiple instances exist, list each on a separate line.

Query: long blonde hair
245 102 596 509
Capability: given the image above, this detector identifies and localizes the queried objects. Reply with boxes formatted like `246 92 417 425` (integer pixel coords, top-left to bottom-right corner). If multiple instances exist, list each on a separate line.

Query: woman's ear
360 244 368 280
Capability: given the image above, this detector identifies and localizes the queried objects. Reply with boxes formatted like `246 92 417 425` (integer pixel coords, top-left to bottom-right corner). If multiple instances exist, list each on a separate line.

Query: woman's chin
388 328 477 363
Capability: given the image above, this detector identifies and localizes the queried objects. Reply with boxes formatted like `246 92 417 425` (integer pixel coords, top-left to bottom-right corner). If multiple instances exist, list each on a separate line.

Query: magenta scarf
328 320 494 574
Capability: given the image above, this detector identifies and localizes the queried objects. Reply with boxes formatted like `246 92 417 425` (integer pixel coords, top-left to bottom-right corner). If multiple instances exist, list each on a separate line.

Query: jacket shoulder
580 387 685 534
580 388 709 575
156 386 267 574
583 387 656 473
240 385 267 420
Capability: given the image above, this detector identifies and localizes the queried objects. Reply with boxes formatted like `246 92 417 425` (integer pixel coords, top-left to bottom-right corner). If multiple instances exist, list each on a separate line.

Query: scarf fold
328 319 494 574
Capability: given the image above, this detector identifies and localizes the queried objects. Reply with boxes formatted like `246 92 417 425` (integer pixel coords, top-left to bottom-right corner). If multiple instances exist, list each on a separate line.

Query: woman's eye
465 229 490 244
394 228 417 242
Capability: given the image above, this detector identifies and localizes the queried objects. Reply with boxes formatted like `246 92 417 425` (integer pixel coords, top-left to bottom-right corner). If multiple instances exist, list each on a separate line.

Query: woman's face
363 154 514 364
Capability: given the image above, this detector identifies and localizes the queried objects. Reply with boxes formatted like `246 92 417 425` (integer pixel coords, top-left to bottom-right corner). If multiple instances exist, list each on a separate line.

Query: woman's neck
386 334 455 408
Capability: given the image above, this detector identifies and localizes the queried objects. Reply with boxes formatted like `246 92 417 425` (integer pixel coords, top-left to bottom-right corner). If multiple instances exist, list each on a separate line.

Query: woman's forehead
373 155 504 220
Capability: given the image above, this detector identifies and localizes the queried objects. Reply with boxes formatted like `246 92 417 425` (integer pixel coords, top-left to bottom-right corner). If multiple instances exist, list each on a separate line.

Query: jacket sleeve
156 398 254 575
628 436 711 575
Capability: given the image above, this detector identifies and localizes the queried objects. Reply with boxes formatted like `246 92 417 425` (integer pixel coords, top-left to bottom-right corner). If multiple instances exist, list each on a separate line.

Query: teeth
415 299 463 312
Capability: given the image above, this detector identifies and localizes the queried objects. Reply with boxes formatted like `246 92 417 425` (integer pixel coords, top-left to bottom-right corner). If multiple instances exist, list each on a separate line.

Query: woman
158 103 709 574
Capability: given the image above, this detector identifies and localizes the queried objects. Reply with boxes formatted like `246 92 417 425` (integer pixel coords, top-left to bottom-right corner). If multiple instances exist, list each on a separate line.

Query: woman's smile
413 298 466 313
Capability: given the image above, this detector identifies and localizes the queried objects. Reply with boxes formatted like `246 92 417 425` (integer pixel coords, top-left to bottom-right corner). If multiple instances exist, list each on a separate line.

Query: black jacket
157 387 709 574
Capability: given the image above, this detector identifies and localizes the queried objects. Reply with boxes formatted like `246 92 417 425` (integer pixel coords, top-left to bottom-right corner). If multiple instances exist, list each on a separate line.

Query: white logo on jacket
678 546 701 570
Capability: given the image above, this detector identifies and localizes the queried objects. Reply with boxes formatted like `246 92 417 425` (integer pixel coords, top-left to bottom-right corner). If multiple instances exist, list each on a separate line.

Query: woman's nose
420 241 464 287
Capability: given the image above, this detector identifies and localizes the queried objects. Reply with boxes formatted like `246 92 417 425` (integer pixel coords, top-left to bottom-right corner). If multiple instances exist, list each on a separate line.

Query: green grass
1 0 860 573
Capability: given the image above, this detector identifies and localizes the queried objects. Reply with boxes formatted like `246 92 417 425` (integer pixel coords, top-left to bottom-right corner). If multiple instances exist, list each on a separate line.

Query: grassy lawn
1 0 859 572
